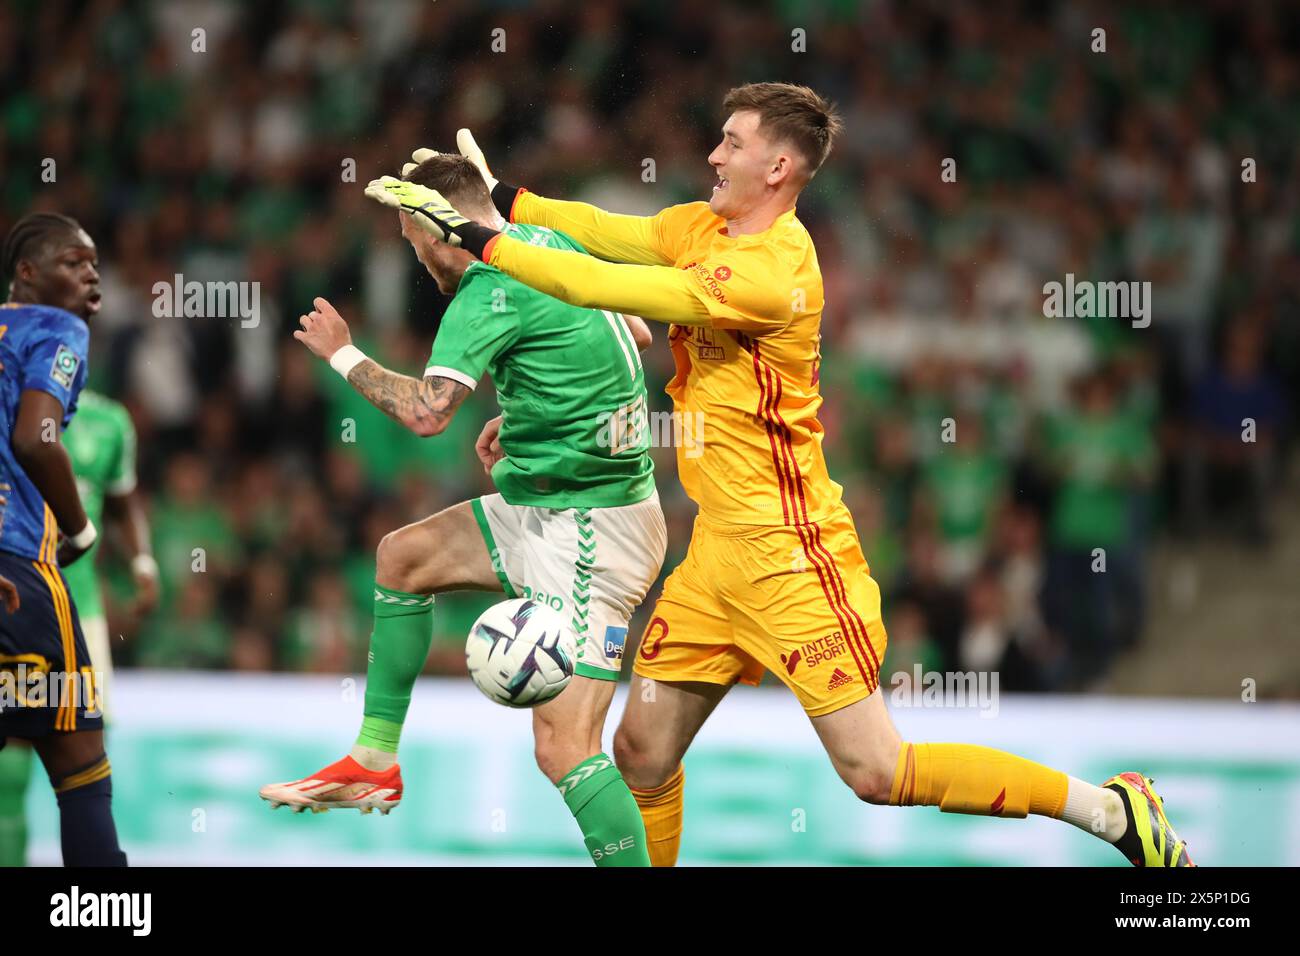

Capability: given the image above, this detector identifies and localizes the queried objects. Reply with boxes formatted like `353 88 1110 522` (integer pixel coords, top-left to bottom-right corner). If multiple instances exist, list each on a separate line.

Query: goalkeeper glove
364 176 498 257
402 129 523 222
454 128 499 192
365 176 468 244
400 147 439 179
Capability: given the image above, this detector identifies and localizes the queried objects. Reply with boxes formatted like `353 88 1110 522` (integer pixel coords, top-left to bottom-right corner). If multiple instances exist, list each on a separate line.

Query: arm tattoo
348 360 471 434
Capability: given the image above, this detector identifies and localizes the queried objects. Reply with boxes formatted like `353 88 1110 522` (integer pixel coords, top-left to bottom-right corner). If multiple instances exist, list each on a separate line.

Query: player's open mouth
86 291 102 312
713 176 728 192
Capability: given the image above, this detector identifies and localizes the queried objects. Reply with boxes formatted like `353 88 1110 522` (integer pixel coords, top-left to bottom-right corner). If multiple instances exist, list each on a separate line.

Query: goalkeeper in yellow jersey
366 82 1194 868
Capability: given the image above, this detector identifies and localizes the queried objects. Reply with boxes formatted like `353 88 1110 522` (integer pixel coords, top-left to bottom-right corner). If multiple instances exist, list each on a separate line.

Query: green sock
0 743 34 868
355 584 435 754
558 754 652 867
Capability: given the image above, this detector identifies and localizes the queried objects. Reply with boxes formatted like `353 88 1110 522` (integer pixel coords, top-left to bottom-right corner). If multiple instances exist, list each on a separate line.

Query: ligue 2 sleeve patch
50 344 81 389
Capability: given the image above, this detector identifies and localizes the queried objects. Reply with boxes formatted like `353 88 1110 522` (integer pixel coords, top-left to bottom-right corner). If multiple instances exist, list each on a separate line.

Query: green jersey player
260 154 666 867
62 390 160 718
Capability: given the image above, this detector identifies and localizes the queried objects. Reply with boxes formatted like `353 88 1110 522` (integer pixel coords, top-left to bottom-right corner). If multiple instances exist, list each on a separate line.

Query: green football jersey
62 390 137 619
427 222 655 509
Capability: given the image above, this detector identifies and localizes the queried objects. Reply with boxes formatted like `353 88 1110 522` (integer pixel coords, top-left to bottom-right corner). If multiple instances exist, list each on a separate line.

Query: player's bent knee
532 729 591 786
374 529 411 583
612 725 673 790
530 680 608 784
532 740 570 785
34 730 106 781
375 526 434 593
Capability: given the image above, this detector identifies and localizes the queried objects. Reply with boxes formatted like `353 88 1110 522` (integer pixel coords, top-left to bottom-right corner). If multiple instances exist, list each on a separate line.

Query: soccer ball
465 598 577 708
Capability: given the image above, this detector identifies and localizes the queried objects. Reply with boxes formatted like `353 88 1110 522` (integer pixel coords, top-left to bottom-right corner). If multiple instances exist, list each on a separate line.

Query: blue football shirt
0 302 89 561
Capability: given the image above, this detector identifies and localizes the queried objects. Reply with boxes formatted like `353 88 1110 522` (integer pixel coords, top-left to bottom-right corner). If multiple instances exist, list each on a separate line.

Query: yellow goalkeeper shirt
484 193 841 527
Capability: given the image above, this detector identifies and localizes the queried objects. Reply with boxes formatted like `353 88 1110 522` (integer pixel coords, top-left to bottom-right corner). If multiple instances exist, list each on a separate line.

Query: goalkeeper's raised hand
402 129 523 222
402 129 498 190
453 128 499 192
364 176 473 246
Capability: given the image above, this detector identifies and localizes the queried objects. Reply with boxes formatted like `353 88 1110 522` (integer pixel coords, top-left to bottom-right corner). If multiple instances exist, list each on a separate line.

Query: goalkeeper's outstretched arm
500 192 673 268
479 236 713 325
368 179 795 332
370 170 799 331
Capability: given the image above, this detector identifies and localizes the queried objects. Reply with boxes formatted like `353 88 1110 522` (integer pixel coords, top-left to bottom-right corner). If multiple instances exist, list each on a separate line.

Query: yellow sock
889 742 1068 819
630 765 684 867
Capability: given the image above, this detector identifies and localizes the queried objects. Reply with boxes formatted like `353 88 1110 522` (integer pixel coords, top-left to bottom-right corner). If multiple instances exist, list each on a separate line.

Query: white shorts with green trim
472 490 666 681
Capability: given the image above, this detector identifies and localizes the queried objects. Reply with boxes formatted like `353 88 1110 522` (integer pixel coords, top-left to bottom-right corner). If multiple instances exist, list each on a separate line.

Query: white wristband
67 520 98 551
131 553 160 579
329 344 368 380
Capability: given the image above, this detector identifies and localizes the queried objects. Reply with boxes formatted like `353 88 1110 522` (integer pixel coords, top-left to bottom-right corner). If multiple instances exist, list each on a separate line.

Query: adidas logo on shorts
826 667 854 690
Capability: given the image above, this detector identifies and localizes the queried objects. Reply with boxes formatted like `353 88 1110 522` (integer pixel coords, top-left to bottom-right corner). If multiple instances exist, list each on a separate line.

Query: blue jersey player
0 212 126 866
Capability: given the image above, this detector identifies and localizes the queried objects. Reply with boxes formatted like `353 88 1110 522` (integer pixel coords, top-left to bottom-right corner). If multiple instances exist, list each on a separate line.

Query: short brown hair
403 154 493 212
722 82 842 179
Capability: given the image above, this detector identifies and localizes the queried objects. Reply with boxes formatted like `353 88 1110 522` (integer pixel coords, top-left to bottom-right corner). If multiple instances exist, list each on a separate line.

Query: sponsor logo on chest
681 260 730 309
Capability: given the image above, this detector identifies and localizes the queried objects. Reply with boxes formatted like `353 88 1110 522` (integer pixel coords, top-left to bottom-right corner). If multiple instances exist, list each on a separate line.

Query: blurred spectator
893 532 966 673
286 571 366 673
882 598 944 688
1040 370 1155 687
138 575 229 668
1186 317 1287 545
917 416 1009 583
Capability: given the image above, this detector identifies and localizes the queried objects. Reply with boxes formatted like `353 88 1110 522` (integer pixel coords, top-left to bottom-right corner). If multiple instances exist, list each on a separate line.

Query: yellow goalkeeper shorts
633 504 887 717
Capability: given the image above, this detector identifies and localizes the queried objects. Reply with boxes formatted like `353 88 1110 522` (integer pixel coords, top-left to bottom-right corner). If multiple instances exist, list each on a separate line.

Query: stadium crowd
1 0 1294 692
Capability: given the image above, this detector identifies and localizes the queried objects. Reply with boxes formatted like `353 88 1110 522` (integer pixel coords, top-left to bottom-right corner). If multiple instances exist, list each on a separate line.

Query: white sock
1060 776 1127 842
349 744 397 773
